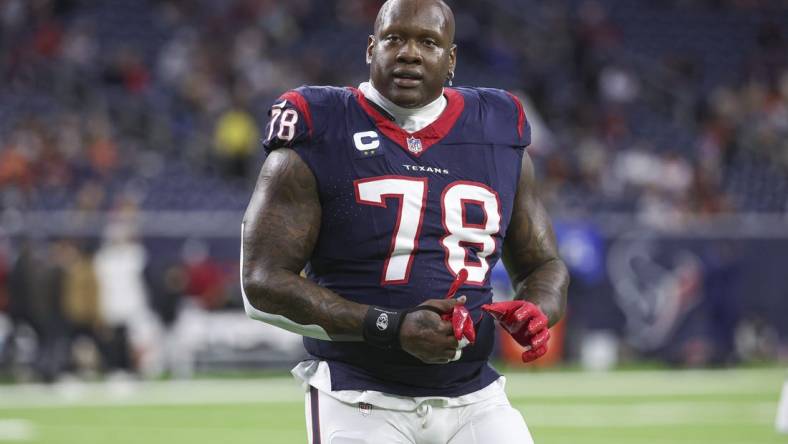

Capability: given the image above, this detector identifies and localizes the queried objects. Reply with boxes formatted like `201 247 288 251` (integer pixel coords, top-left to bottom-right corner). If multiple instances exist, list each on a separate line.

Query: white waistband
291 359 506 411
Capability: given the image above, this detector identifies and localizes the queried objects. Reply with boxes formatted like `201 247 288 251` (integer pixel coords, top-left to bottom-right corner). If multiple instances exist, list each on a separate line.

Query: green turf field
0 367 785 443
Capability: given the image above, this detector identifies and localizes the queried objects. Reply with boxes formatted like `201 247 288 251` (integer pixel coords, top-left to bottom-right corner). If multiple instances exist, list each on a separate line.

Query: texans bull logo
607 234 703 351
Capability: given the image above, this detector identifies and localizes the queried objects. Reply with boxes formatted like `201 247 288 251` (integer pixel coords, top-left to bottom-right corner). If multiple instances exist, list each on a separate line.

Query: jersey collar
350 87 465 158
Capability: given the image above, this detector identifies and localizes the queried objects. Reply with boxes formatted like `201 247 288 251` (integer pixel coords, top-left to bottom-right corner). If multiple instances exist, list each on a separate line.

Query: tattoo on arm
502 151 570 326
241 149 367 340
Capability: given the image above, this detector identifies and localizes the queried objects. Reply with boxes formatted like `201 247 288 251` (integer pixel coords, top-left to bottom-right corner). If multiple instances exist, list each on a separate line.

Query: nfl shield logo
406 137 423 154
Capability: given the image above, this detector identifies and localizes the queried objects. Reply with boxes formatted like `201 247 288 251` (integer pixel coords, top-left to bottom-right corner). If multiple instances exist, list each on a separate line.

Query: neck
359 81 447 133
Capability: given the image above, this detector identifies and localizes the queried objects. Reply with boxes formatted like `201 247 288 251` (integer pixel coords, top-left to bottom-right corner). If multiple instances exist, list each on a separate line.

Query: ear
448 43 458 74
366 35 376 64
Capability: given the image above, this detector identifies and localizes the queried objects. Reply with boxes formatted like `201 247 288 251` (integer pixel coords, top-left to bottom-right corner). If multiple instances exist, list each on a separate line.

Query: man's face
367 2 456 108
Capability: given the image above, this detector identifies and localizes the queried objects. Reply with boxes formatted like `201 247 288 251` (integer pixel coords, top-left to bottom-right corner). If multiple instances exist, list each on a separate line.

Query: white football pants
304 386 534 444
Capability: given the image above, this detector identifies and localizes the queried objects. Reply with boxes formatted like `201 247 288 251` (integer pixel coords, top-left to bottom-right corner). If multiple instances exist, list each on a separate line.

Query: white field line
503 368 786 398
0 419 36 441
0 368 783 409
0 378 304 409
518 401 778 427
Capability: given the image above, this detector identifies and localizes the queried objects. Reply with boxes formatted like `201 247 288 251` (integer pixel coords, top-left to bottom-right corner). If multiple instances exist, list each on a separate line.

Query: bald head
367 0 458 108
374 0 455 44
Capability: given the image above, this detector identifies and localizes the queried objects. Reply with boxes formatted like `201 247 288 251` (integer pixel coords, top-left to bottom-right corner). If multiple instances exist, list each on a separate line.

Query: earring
447 71 454 86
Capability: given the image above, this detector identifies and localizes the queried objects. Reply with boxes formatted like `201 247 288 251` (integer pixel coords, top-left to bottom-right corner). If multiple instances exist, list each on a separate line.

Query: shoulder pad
261 86 352 153
452 87 531 147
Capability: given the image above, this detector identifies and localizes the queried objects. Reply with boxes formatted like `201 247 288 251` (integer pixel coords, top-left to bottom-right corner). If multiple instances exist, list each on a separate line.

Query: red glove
481 301 549 362
441 305 476 344
441 269 475 345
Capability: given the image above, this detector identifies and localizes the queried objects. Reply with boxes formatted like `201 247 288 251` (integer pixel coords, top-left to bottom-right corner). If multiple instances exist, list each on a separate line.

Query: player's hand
441 303 476 346
399 297 466 364
482 300 550 362
439 269 475 346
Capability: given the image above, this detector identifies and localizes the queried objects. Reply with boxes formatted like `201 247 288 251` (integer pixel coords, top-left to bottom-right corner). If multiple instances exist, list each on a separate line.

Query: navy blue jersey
263 86 530 397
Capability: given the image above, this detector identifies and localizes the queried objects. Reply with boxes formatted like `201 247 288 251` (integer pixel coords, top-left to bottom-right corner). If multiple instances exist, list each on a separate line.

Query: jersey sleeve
505 92 532 148
262 90 314 153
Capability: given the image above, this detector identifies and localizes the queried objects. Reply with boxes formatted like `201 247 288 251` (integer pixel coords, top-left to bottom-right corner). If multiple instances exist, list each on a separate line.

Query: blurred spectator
182 238 228 310
60 240 101 334
0 232 8 313
93 199 162 376
700 240 743 364
85 114 120 179
145 261 185 330
6 237 69 381
102 47 150 94
0 125 39 193
213 102 260 180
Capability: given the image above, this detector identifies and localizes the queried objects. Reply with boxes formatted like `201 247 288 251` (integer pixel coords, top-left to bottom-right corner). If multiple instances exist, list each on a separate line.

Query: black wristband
362 305 447 349
363 306 406 349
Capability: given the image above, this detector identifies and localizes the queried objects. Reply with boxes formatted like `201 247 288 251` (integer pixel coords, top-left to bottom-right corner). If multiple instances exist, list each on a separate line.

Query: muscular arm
501 151 569 326
241 148 462 361
241 149 367 341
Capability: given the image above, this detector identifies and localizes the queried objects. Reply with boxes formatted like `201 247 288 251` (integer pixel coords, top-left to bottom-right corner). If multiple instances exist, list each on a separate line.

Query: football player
241 0 569 442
